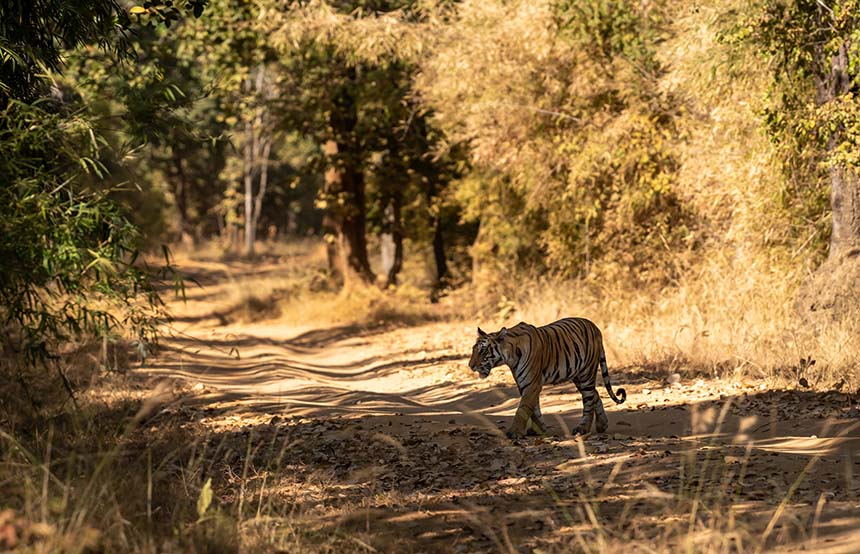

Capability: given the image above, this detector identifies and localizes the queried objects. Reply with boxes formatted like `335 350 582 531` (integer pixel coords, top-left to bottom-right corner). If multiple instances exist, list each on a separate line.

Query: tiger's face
469 327 508 378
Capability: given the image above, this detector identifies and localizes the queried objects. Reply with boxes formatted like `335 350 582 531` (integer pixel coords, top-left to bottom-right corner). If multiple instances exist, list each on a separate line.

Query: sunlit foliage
416 0 692 281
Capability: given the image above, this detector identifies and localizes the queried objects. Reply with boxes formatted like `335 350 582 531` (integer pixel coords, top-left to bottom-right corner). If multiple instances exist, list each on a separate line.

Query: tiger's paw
573 425 592 436
506 428 525 440
525 420 548 437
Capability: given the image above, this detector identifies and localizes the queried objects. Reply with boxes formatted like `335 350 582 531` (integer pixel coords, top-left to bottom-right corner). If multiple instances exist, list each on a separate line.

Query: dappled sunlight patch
752 436 859 457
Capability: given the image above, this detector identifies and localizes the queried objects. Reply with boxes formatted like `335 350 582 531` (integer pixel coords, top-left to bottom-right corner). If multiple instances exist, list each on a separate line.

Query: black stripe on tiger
467 317 626 439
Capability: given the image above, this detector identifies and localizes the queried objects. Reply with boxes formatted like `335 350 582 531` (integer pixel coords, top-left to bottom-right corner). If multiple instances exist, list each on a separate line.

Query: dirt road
143 259 860 553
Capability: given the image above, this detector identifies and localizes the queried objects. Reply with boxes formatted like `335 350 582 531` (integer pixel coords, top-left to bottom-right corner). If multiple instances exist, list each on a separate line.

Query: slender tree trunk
252 138 272 235
829 166 860 257
427 181 447 288
809 38 859 259
322 211 344 285
385 191 404 288
244 65 269 258
243 119 255 257
432 217 447 284
813 40 860 258
170 156 196 248
797 37 860 317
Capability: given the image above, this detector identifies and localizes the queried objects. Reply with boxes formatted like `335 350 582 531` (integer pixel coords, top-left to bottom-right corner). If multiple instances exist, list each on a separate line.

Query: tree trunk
796 38 860 318
813 41 860 259
323 139 375 284
427 181 447 289
252 138 272 236
432 216 447 284
322 67 375 286
385 192 404 288
243 119 255 258
170 156 196 248
244 65 270 258
323 212 344 285
829 165 860 258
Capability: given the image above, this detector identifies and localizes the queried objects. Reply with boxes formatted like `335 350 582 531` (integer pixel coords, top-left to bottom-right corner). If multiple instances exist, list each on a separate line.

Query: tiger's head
469 327 509 378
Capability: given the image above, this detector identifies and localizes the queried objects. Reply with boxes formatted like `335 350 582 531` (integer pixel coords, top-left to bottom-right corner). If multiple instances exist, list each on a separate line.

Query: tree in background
744 0 860 317
394 115 469 291
173 0 281 256
97 0 321 255
267 1 431 286
68 18 230 247
7 0 857 340
358 55 468 290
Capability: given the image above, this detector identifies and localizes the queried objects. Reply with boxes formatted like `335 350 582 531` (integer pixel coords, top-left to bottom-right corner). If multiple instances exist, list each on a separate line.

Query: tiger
468 317 626 439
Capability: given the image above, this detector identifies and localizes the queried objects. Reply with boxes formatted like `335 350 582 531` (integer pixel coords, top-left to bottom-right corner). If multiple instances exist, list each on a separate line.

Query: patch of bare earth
136 259 860 553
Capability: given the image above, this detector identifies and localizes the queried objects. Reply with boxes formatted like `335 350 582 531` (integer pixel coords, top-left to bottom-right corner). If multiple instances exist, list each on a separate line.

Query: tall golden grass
507 264 858 388
445 0 859 388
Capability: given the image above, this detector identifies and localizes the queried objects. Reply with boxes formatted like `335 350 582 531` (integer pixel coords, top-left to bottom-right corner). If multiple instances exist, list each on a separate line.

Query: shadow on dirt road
140 314 860 554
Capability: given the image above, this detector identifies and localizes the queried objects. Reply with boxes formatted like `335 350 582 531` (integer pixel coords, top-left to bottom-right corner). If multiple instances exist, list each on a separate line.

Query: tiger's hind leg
574 385 597 435
594 393 609 434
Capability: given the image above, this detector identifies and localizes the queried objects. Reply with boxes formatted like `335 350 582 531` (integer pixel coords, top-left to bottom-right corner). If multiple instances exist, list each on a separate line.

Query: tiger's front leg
507 384 543 439
525 399 548 436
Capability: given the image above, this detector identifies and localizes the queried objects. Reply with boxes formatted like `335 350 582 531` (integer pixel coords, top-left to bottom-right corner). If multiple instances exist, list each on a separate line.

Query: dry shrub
501 257 859 388
0 398 241 553
278 282 451 330
170 236 328 264
184 237 452 328
0 336 141 428
226 292 283 323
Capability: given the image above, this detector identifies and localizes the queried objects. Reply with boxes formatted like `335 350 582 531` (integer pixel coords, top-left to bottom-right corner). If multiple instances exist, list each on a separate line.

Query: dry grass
166 238 454 331
498 258 860 391
167 233 860 390
452 0 860 392
2 375 850 554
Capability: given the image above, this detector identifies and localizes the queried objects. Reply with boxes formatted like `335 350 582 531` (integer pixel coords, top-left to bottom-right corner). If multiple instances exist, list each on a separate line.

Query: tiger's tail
600 355 626 404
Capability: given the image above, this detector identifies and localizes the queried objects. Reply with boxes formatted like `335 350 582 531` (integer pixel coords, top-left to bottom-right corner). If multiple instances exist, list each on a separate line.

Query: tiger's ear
477 327 487 337
497 327 508 340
